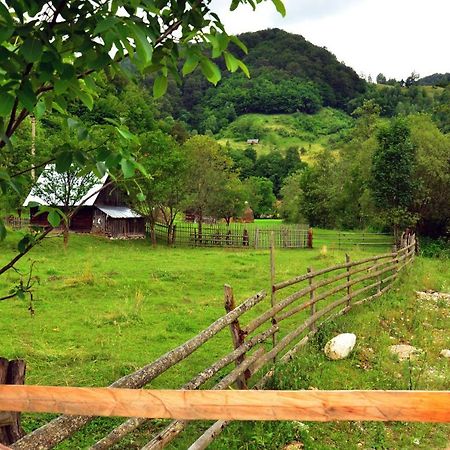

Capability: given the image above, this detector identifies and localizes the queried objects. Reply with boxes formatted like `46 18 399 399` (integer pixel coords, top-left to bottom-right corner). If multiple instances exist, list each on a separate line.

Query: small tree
182 135 236 238
371 119 417 238
31 165 98 244
127 131 187 244
243 177 276 217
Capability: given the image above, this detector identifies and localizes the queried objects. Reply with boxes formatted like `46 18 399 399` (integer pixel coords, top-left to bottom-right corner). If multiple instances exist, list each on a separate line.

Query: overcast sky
211 0 450 80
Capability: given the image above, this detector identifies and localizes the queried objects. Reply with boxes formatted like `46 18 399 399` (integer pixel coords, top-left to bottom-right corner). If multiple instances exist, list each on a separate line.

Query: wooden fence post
223 285 247 389
308 267 316 333
307 227 313 249
0 358 26 446
345 254 352 307
270 232 278 361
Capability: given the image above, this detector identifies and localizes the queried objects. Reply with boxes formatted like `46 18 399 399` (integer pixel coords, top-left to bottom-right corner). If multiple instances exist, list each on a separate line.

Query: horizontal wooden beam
0 386 448 423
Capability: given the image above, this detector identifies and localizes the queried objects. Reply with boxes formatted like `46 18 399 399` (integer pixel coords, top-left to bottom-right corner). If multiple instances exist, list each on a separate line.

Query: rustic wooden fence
153 222 311 249
2 217 30 231
313 230 394 250
1 233 419 450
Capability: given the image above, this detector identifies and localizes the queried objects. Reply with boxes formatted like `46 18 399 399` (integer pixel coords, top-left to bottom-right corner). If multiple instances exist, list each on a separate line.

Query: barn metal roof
23 164 108 207
96 206 142 219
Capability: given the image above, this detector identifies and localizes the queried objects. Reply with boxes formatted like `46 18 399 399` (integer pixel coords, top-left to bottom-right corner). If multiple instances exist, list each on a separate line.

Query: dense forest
3 29 449 238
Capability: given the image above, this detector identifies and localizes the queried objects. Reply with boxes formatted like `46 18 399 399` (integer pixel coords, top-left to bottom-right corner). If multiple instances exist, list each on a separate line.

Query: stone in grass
389 344 422 361
440 349 450 358
324 333 357 360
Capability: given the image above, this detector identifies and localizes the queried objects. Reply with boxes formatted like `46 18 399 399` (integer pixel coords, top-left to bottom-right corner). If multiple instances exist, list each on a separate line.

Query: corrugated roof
23 164 108 207
96 206 142 219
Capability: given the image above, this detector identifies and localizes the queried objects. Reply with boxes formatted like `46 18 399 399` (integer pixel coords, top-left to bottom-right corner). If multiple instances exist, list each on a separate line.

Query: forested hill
417 73 450 87
235 29 367 109
157 29 367 133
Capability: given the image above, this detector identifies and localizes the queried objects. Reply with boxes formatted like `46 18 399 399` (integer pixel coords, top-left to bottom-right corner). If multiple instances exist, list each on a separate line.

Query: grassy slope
217 107 353 163
0 232 448 448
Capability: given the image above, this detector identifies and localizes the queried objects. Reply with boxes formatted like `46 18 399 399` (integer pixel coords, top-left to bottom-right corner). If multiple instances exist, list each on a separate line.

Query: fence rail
4 233 419 450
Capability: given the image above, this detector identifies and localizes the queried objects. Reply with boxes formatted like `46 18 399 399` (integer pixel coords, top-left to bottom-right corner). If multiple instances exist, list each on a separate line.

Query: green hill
217 107 353 163
154 29 367 134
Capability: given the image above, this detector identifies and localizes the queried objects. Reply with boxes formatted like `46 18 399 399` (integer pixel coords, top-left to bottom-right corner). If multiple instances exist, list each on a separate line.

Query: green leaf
55 151 73 172
47 209 61 227
17 81 37 111
93 16 118 35
17 235 32 253
0 2 13 25
78 90 94 110
271 0 286 16
223 51 239 72
182 53 199 76
120 158 135 179
237 60 250 78
129 22 153 66
34 99 46 118
137 192 146 201
230 35 248 54
21 38 43 63
116 127 139 144
0 26 13 42
153 74 168 98
0 91 14 116
54 78 70 95
200 59 221 85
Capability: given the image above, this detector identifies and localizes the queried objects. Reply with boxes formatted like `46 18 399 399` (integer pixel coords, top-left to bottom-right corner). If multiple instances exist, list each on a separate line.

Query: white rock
440 349 450 358
324 333 356 360
389 344 421 361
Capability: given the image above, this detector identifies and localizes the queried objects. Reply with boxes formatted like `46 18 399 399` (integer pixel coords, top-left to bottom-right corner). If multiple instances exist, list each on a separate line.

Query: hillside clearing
217 108 353 162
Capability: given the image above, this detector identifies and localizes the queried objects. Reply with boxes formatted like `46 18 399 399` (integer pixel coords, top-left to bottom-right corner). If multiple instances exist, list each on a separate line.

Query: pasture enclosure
3 233 418 450
152 222 394 251
153 222 311 249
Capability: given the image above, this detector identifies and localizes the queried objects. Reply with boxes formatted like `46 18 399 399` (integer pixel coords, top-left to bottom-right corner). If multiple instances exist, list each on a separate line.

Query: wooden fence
153 222 311 249
3 234 420 450
2 217 30 231
313 230 394 251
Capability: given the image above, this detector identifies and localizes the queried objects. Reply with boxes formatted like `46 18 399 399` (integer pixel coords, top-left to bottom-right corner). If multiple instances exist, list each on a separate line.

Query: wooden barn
23 165 145 238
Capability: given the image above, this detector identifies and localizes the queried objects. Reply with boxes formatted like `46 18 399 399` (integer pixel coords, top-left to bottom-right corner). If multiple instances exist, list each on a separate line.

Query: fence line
152 222 311 249
2 217 29 231
6 233 418 450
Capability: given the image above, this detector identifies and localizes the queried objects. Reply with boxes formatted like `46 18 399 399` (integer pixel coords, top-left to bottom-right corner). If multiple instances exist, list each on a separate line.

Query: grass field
0 231 448 449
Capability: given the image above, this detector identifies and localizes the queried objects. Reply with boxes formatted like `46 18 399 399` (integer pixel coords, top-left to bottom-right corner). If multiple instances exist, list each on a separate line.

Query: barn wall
95 183 126 207
106 218 145 237
29 206 93 232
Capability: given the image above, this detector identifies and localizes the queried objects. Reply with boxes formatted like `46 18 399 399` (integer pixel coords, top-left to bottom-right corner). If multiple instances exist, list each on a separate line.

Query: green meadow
0 231 448 449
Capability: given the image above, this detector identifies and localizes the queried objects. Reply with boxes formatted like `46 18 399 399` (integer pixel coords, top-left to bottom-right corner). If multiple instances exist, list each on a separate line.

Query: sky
211 0 450 81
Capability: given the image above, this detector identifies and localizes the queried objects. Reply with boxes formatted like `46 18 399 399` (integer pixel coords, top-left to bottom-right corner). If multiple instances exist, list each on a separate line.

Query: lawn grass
0 232 448 449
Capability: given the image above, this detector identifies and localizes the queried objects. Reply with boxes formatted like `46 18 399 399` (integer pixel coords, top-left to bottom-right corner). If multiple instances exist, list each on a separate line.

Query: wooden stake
224 284 247 389
270 231 277 361
0 386 448 423
308 267 316 333
345 254 351 307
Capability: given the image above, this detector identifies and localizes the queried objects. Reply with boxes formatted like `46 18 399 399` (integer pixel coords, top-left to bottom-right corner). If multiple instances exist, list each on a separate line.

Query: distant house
246 139 259 145
23 165 145 238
